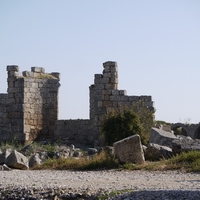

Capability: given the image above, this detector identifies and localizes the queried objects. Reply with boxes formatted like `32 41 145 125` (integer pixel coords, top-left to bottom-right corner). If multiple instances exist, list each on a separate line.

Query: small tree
101 101 154 146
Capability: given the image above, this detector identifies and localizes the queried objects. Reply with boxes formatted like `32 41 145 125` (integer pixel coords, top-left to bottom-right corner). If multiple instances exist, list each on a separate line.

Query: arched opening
172 126 187 137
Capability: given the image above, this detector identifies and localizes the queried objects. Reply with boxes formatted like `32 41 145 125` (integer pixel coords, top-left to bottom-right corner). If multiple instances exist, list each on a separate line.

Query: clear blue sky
0 0 200 123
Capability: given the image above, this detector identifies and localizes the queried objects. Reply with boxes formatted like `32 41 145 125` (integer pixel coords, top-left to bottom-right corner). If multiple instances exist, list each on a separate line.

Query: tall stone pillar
7 65 25 142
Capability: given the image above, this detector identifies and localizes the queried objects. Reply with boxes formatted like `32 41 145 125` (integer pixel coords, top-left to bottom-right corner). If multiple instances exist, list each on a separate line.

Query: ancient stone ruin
171 123 200 139
0 66 60 142
0 61 155 146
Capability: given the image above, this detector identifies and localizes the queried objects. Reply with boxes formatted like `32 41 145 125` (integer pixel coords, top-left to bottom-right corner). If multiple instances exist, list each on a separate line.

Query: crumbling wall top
31 67 45 73
103 61 118 73
7 65 19 72
23 67 60 80
6 66 60 80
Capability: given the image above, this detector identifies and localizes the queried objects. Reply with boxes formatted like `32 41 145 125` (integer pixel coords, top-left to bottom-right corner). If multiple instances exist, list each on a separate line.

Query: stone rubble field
0 170 200 199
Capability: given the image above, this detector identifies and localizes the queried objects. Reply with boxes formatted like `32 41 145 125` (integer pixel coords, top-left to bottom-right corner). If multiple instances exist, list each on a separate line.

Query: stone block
128 96 140 102
6 150 29 170
51 72 60 80
103 72 112 78
31 67 45 73
95 84 104 90
7 65 19 72
140 96 152 102
113 134 145 164
30 82 38 88
110 95 121 101
102 101 112 107
112 90 119 96
102 90 112 95
103 61 117 68
29 87 37 93
95 74 103 79
100 77 109 84
97 101 102 107
104 95 110 101
172 137 200 154
22 71 34 77
145 143 173 161
120 96 128 101
149 128 177 148
105 83 115 90
110 77 118 84
8 71 18 77
119 90 127 95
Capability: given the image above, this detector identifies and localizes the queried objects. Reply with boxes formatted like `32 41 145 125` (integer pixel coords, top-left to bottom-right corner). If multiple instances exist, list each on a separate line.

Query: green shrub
0 140 23 151
101 102 154 145
167 150 200 172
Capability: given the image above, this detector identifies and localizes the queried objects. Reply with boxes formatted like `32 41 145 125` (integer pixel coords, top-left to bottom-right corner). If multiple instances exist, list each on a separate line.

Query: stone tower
2 66 60 143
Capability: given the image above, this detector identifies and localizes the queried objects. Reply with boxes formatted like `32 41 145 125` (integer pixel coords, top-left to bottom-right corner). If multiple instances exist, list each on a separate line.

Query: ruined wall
89 61 154 144
0 94 10 140
6 66 24 141
0 61 154 146
54 120 94 146
171 123 200 139
0 66 60 143
22 67 60 141
55 61 154 147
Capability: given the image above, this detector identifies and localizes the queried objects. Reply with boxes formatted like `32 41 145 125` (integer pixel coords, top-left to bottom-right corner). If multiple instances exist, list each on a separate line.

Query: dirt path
0 170 199 191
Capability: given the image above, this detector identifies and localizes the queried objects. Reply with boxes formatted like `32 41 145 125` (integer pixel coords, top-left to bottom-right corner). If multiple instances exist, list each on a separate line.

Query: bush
167 150 200 172
101 102 154 145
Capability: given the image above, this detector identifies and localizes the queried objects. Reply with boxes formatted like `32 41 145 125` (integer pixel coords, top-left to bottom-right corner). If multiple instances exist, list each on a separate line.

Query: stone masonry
171 123 200 139
0 66 60 143
0 61 154 145
54 61 155 146
90 62 154 144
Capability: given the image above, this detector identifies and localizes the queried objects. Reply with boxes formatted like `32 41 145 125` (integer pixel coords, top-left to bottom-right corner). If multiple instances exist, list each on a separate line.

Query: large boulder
172 136 200 155
149 128 177 148
6 150 29 170
145 143 173 161
0 149 12 165
113 134 145 164
29 153 41 168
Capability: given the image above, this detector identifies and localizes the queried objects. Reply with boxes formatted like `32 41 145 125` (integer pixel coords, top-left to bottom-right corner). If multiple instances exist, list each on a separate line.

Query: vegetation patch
101 102 154 146
33 150 120 170
98 189 133 200
35 73 57 79
166 150 200 172
1 141 200 172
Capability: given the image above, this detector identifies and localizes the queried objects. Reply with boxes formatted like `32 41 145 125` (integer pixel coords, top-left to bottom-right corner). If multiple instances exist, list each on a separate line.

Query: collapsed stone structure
171 123 200 139
0 61 154 146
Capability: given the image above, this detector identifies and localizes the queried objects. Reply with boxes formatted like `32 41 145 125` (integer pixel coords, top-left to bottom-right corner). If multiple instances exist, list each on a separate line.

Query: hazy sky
0 0 200 123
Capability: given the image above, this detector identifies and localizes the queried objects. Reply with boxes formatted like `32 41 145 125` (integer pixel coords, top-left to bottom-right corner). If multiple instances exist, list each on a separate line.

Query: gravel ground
0 170 199 199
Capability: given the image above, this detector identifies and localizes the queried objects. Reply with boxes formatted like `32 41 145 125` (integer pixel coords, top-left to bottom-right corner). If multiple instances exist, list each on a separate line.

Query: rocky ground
0 170 199 199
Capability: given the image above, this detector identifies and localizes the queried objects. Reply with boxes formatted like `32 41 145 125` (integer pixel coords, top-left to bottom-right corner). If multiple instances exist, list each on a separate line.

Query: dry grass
33 151 119 170
33 150 200 172
3 140 199 172
35 74 57 79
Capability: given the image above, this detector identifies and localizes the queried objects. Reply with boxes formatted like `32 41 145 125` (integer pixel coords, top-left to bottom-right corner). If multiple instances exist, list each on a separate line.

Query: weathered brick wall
0 66 60 143
89 61 154 144
0 94 10 140
22 67 60 141
7 66 24 141
0 61 154 146
54 119 94 146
